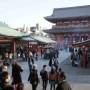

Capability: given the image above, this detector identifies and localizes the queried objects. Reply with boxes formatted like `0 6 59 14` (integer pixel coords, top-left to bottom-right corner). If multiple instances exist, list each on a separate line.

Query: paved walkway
23 50 71 90
8 50 90 90
60 56 90 83
59 53 90 90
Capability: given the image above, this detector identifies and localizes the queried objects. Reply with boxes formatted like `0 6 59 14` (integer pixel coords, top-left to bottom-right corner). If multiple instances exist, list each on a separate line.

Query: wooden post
12 41 16 59
28 41 29 56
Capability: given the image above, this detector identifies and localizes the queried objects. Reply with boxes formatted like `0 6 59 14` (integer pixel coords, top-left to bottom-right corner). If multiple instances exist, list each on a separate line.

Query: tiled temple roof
44 27 90 34
45 5 90 23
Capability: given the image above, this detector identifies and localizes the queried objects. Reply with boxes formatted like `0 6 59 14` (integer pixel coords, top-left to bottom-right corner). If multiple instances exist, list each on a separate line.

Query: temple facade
44 5 90 49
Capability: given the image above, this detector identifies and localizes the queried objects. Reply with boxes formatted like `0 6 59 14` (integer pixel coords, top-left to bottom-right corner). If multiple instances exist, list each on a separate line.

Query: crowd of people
0 61 23 90
28 64 72 90
70 46 90 68
0 48 72 90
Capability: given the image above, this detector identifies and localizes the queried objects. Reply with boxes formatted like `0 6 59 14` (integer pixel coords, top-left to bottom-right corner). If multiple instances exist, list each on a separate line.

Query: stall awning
0 27 28 37
72 39 90 46
0 22 28 37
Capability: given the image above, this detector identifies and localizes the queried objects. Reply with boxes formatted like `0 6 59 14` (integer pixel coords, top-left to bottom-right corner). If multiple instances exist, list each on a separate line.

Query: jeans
42 80 48 90
49 80 55 90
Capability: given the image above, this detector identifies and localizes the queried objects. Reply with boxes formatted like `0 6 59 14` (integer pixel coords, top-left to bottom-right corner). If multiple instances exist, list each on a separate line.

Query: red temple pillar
12 41 16 59
56 34 64 49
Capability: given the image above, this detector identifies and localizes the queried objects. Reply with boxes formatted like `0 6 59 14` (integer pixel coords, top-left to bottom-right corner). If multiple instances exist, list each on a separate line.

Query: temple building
44 5 90 49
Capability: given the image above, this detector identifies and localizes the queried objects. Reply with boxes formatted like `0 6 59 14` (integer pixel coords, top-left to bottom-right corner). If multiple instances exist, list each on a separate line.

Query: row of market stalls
72 40 90 68
21 35 56 52
0 22 56 60
73 39 90 47
0 22 28 59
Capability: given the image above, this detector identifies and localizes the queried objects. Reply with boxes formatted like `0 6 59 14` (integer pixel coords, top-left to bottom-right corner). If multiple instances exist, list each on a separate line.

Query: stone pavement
8 50 90 90
60 56 90 83
21 50 71 90
60 55 90 90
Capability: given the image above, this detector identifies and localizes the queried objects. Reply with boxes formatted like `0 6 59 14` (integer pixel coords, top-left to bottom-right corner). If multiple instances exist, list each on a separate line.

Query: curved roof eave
44 16 90 24
44 16 57 23
72 39 90 46
44 27 90 34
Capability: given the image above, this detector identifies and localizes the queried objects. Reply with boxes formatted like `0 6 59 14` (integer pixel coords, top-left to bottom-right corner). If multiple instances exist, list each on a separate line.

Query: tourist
49 67 57 90
56 72 72 90
28 65 39 90
12 61 23 90
53 59 59 71
0 65 14 90
9 52 13 64
41 49 43 58
28 51 34 72
40 65 48 90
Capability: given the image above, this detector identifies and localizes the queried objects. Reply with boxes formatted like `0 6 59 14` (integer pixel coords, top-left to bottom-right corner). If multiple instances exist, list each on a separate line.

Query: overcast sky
0 0 90 29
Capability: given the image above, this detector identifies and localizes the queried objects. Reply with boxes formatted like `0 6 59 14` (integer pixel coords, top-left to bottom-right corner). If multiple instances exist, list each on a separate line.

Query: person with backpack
40 65 48 90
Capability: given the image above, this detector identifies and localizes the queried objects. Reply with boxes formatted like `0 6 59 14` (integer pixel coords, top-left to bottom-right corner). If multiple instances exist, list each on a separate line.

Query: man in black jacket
40 65 48 90
28 65 39 90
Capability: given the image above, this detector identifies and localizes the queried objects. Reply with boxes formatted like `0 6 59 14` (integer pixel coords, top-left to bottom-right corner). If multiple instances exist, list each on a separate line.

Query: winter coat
49 71 57 81
40 69 48 81
56 82 63 90
62 80 72 90
28 69 39 85
56 80 72 90
12 64 23 85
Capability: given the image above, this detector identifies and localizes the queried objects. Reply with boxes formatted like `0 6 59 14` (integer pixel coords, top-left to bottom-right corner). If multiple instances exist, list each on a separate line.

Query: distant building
30 26 36 33
44 5 90 49
30 24 46 36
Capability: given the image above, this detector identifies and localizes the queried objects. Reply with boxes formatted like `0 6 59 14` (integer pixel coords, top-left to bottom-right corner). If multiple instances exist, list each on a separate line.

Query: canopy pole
12 40 16 59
